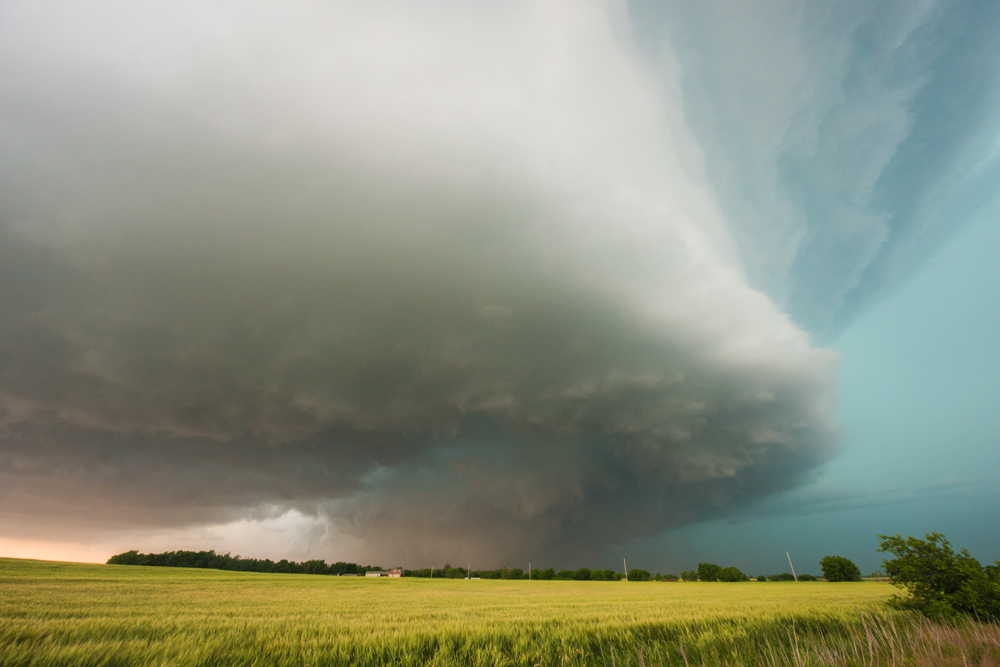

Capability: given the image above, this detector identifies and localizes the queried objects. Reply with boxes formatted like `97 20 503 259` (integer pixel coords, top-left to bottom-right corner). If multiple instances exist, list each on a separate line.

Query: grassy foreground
2 558 998 666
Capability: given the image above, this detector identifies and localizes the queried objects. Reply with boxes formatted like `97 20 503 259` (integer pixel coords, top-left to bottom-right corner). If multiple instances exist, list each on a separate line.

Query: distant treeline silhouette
106 551 837 582
106 552 652 579
107 550 381 575
404 565 632 580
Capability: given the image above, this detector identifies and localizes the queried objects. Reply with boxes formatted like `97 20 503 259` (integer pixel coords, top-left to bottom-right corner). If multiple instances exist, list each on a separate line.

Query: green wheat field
2 557 998 666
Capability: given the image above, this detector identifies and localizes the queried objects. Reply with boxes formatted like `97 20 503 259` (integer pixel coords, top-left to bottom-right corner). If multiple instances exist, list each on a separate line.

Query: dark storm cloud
0 0 844 563
0 209 836 562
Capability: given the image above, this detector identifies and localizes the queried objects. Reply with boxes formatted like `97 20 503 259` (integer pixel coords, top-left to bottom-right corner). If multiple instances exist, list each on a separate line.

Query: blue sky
635 199 1000 575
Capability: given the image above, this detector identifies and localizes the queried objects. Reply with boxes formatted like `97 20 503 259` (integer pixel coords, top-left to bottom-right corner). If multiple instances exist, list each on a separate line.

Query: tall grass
1 558 997 666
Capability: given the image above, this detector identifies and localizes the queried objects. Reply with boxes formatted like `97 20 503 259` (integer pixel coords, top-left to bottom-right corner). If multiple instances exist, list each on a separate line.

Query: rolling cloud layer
1 0 996 564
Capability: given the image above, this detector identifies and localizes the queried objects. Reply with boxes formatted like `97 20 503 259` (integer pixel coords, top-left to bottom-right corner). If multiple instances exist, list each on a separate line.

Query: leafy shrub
717 566 749 582
798 574 818 581
820 555 862 582
767 573 796 581
878 532 1000 619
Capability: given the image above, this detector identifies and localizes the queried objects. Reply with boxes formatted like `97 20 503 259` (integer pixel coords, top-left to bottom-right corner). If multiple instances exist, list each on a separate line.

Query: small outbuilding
388 568 403 578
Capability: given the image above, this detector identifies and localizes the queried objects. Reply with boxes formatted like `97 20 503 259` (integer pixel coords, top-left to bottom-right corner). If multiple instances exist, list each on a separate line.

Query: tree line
106 551 849 583
405 566 633 580
106 550 383 575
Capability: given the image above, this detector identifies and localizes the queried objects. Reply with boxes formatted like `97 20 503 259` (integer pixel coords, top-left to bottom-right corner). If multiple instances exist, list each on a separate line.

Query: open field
2 558 998 666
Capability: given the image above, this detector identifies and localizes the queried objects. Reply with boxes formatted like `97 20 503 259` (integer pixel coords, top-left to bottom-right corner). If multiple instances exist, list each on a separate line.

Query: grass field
2 557 998 666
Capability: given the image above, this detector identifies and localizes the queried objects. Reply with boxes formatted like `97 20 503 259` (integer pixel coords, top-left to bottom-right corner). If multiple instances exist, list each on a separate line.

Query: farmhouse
364 568 404 578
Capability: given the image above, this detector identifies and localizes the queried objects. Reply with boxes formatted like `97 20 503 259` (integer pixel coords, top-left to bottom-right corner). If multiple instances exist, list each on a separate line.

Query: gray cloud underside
11 0 993 562
0 208 836 562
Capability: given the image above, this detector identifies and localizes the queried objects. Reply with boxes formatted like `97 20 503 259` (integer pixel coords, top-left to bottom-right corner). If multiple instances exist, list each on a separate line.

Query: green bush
820 556 862 582
697 563 722 582
878 532 1000 619
798 574 818 581
717 566 749 582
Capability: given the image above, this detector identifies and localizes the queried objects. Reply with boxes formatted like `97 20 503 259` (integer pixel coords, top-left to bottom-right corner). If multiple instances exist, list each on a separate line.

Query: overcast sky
1 0 998 574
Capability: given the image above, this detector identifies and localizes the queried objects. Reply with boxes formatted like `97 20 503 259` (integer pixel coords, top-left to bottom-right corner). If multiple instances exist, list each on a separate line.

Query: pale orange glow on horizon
0 510 365 567
0 538 112 564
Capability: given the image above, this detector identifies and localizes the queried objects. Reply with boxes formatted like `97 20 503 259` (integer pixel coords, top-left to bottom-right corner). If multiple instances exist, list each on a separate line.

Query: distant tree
442 564 466 578
680 570 698 581
627 569 651 581
330 561 361 575
107 550 140 565
536 568 555 580
717 566 748 582
574 568 591 581
697 563 721 582
662 573 678 581
555 569 576 580
768 573 796 581
797 574 818 581
302 560 328 575
820 556 862 582
878 532 1000 619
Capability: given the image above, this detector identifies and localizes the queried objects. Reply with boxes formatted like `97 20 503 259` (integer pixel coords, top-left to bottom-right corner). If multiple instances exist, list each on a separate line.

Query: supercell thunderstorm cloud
1 0 998 565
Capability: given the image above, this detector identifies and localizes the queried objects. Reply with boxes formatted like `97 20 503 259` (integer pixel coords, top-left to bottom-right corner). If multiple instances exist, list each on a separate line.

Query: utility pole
624 558 628 582
430 566 433 579
529 562 531 581
786 551 798 582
